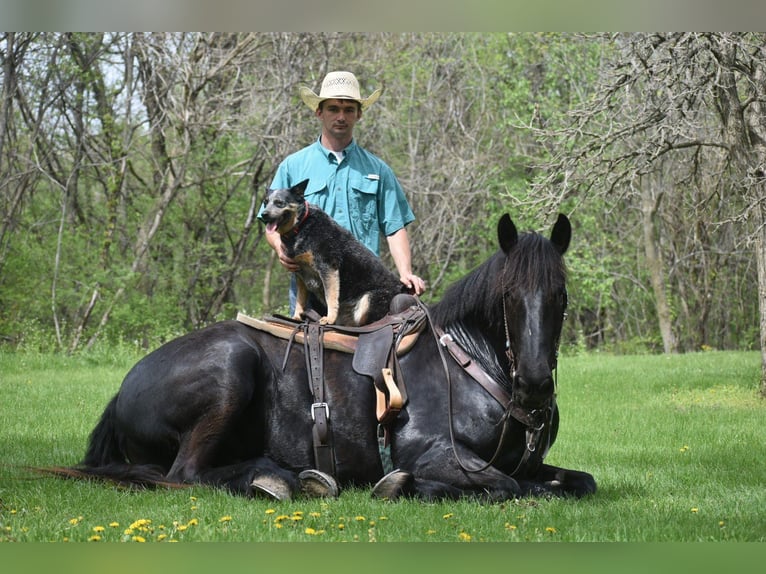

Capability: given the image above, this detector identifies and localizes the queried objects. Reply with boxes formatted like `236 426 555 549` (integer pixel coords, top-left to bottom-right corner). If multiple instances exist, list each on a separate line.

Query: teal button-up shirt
268 139 415 255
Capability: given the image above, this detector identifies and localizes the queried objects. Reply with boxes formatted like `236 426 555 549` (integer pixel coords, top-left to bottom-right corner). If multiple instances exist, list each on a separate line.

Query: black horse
52 213 595 501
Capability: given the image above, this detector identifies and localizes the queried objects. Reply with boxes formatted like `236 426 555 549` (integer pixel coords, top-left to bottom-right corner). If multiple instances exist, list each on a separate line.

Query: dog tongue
266 222 277 233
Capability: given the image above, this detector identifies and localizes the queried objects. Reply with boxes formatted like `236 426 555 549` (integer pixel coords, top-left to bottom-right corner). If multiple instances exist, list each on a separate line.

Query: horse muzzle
511 373 555 410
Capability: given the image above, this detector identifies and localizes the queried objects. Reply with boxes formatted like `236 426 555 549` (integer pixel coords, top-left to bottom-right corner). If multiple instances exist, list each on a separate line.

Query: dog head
259 179 309 235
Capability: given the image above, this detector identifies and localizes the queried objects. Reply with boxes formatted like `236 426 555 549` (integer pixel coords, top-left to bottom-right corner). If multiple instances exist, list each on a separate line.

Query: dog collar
291 201 310 235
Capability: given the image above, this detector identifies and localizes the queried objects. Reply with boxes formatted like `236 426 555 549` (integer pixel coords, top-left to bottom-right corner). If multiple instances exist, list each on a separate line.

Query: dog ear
292 179 310 200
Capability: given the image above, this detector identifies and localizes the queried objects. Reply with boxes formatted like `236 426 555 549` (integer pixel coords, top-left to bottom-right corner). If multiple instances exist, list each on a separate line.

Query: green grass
1 348 764 542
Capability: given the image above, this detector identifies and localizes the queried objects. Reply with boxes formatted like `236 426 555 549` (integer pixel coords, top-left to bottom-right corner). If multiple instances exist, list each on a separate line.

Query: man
265 70 426 314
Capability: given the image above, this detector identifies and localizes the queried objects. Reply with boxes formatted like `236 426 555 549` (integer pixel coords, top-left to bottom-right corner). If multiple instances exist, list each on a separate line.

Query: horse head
499 213 570 411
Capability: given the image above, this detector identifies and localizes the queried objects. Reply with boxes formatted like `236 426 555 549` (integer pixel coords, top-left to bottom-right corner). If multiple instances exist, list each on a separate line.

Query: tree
532 33 766 389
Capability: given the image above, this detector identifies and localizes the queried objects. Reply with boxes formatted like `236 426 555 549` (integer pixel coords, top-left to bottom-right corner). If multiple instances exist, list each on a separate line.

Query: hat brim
299 86 382 112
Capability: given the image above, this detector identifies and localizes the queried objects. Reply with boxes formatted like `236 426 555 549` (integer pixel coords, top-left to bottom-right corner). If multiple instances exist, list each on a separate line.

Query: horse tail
34 396 182 489
82 395 124 467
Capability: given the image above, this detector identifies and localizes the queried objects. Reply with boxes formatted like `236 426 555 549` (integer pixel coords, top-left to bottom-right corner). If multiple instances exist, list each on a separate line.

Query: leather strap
435 327 511 409
304 322 335 477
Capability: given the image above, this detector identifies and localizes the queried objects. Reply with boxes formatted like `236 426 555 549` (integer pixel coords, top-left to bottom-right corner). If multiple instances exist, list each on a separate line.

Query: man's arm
386 227 426 295
265 228 299 272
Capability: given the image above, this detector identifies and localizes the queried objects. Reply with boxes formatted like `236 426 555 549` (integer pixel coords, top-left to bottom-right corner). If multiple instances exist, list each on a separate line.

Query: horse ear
498 213 518 254
550 214 571 254
292 179 309 200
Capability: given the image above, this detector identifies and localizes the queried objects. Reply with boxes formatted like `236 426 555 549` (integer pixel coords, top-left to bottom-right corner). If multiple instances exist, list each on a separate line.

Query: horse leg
516 463 597 498
372 469 466 501
172 445 339 501
163 412 237 485
385 443 523 501
191 457 299 499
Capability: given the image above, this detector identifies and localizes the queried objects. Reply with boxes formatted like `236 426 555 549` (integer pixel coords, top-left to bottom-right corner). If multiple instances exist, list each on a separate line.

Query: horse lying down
47 213 596 501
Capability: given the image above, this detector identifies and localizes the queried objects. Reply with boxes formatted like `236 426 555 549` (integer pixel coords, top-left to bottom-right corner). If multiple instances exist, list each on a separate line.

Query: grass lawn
1 347 764 544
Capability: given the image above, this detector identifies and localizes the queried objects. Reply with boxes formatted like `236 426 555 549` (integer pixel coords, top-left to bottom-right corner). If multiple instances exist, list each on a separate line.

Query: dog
258 179 411 326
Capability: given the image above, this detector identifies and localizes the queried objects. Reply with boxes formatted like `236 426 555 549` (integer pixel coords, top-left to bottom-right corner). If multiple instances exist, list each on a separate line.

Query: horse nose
514 374 555 406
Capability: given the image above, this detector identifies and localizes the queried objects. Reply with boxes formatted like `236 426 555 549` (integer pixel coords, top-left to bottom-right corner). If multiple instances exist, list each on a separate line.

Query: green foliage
0 33 760 356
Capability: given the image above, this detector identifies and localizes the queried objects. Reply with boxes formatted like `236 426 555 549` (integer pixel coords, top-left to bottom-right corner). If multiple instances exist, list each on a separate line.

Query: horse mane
431 231 567 333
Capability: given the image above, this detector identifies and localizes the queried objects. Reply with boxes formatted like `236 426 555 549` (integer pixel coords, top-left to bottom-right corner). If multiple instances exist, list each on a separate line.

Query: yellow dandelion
92 526 105 533
458 532 472 541
129 518 151 530
88 535 102 542
338 523 345 530
274 523 283 529
132 535 146 543
505 523 517 531
275 514 289 522
691 508 699 513
355 516 366 522
187 518 199 526
219 516 232 523
109 522 120 528
546 527 557 533
292 510 304 516
443 513 453 519
309 512 321 518
379 516 389 521
305 527 317 535
190 496 197 501
68 517 81 525
123 528 133 535
177 524 188 532
191 505 198 511
265 508 276 515
157 533 168 541
290 515 303 521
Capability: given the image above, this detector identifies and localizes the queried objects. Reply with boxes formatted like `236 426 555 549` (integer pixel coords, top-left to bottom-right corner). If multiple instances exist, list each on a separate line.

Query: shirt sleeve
378 163 416 237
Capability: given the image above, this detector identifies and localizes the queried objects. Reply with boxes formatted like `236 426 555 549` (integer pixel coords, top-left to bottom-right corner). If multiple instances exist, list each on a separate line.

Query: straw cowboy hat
299 71 382 112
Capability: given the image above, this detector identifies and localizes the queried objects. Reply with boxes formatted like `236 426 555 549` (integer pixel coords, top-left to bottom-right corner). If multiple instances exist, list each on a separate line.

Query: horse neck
431 253 509 371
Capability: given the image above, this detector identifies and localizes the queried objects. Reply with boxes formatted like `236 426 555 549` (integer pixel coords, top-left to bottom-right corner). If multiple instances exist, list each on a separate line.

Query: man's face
316 99 362 139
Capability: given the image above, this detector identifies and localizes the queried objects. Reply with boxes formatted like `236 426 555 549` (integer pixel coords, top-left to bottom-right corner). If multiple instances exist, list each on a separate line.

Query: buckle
311 402 329 421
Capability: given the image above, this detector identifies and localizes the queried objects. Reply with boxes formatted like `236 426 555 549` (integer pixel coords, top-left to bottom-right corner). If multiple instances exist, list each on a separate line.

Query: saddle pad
235 312 423 357
236 313 358 354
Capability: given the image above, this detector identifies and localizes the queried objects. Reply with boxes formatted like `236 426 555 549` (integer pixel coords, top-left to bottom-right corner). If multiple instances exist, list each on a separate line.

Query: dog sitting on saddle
259 179 411 326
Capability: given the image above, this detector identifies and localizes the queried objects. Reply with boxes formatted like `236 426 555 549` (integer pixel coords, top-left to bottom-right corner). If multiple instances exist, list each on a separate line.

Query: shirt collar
316 137 356 163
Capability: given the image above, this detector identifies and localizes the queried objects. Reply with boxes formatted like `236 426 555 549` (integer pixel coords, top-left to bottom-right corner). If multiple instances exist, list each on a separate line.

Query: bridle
435 282 568 477
503 286 568 388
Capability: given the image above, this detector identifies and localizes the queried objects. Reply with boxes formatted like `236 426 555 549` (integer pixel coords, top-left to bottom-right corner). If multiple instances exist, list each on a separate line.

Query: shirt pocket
349 174 379 233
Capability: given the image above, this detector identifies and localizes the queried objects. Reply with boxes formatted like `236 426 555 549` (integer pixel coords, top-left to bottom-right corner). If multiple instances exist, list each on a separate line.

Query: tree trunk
641 179 678 354
757 222 766 396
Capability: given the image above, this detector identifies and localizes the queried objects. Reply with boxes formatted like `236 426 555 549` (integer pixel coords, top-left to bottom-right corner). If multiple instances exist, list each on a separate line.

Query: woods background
2 32 765 390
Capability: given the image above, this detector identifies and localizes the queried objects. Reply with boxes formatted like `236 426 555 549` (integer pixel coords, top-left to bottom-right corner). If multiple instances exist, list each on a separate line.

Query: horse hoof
299 469 339 498
371 469 412 500
250 475 293 501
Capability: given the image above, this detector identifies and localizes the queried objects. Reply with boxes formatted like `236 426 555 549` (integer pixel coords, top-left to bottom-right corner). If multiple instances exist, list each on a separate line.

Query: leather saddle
236 294 427 421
